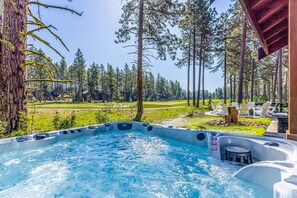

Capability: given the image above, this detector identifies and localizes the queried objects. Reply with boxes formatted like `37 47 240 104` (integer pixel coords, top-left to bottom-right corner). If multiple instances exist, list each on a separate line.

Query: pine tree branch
8 0 19 13
27 79 72 83
22 60 55 79
0 38 15 51
27 9 69 51
27 1 83 16
25 49 58 72
25 32 64 58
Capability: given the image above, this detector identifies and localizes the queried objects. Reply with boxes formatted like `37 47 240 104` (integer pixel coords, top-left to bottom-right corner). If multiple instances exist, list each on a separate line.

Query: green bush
208 97 213 110
95 110 110 124
10 130 28 137
18 111 28 132
53 111 76 130
0 120 6 138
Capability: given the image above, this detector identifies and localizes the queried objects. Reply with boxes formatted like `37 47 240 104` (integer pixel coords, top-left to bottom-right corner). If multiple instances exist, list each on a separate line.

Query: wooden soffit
239 0 288 59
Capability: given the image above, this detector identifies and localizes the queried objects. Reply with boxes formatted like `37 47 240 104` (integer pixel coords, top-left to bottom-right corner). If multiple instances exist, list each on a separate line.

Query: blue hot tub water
0 131 271 197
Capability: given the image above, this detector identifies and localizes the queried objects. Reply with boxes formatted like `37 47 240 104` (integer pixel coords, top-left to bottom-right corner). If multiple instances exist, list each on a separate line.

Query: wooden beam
287 0 297 140
239 0 269 54
258 36 288 60
257 0 287 24
261 8 288 33
263 19 287 40
251 0 273 11
266 28 288 46
268 36 288 54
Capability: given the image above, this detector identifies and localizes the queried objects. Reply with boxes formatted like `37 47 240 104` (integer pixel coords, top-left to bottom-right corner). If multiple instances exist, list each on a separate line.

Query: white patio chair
231 102 239 111
268 102 278 113
218 103 228 116
239 103 249 116
211 102 219 115
256 102 271 117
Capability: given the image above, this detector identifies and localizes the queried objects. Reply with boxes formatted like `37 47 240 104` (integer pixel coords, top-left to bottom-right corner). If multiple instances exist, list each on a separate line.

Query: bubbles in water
0 131 271 197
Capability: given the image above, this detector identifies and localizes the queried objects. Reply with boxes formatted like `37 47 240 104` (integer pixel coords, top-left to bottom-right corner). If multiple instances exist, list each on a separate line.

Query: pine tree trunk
285 71 288 102
263 82 267 98
196 35 203 108
278 49 283 103
273 57 278 103
187 38 191 106
230 75 233 102
0 2 5 115
255 66 258 97
244 82 249 102
202 52 205 105
134 0 144 121
223 47 227 104
251 59 255 101
237 20 247 104
268 80 271 101
1 0 27 133
233 74 236 101
192 26 196 107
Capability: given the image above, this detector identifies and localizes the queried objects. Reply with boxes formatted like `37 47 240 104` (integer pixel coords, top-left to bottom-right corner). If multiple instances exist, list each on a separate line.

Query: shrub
0 120 6 138
10 130 28 137
53 112 61 130
53 111 76 130
95 110 110 124
188 109 195 117
18 111 28 132
208 97 213 110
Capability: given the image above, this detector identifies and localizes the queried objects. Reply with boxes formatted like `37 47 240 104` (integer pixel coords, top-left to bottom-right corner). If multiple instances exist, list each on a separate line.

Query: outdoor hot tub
0 122 296 197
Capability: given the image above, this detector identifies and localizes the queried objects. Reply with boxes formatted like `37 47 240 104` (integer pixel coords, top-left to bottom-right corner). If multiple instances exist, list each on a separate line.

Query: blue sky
29 0 233 92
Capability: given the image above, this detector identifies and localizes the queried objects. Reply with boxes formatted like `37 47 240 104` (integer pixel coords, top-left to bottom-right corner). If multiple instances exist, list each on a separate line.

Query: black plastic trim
33 133 49 140
16 136 29 142
104 123 111 127
117 123 133 130
143 123 149 127
264 142 279 147
197 133 206 141
147 126 153 131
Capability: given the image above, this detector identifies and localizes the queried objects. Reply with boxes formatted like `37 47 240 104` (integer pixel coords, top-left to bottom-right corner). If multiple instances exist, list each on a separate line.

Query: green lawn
27 99 226 109
4 100 271 138
26 106 193 133
183 116 271 136
28 100 189 109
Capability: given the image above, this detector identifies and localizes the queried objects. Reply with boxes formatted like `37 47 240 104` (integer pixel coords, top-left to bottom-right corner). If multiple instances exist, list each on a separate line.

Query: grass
27 99 226 109
182 116 271 136
27 106 193 133
28 100 189 109
3 99 271 138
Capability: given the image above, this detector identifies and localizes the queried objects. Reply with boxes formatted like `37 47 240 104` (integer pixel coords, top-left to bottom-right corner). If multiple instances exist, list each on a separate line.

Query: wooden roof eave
239 0 269 55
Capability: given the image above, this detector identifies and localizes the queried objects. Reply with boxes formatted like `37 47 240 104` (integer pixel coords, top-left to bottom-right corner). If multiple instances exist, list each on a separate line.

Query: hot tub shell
0 121 296 198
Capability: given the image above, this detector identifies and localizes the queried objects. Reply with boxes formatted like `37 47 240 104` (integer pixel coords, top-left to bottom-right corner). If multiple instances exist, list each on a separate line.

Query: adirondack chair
219 103 228 116
231 102 239 110
239 103 249 116
255 102 271 117
211 102 219 114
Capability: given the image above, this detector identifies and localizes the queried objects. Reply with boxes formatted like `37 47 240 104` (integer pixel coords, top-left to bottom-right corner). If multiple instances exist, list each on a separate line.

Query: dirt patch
161 115 187 127
186 112 205 118
206 119 269 128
